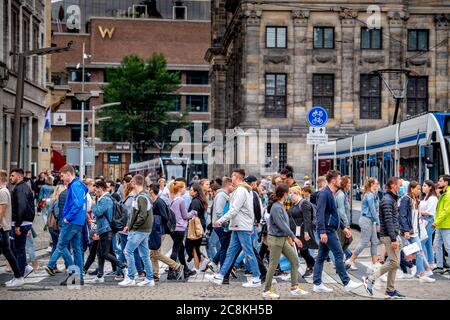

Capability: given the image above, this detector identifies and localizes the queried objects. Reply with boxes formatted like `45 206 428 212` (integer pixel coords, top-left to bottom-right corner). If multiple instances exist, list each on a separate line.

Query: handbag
187 217 204 240
47 204 59 230
38 199 46 209
419 219 428 241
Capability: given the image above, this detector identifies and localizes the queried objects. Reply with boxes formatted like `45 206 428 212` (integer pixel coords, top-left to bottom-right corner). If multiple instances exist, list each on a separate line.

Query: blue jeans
220 231 260 278
407 236 426 273
421 216 435 264
48 222 84 281
434 228 450 268
313 231 350 286
26 234 36 262
49 229 59 255
236 226 259 269
117 233 143 275
125 231 153 280
11 225 32 274
207 228 220 259
213 227 231 266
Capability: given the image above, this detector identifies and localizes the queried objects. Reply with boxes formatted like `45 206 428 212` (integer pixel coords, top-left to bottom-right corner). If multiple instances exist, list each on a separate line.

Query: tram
316 112 450 225
128 157 190 182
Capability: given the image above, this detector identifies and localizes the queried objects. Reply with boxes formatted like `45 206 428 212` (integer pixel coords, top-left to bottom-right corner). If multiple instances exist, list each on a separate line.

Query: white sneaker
396 270 405 279
290 285 309 296
242 277 261 288
200 259 210 272
262 290 280 299
5 277 24 287
93 276 105 283
419 275 436 283
281 274 291 281
345 259 358 270
24 265 34 278
429 263 437 270
344 279 363 292
380 274 388 282
118 277 136 286
137 279 155 286
209 274 224 285
424 270 433 277
367 263 382 274
402 272 415 279
313 283 333 293
46 246 52 253
409 266 417 276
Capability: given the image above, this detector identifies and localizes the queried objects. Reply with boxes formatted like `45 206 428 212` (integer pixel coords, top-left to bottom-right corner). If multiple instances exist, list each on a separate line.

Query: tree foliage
100 53 187 161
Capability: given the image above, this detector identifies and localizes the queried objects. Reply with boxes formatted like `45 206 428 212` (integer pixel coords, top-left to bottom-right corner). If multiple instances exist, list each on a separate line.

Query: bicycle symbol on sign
311 116 324 125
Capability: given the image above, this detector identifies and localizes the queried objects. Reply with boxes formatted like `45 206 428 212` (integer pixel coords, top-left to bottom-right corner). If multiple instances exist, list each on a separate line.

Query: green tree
100 53 188 161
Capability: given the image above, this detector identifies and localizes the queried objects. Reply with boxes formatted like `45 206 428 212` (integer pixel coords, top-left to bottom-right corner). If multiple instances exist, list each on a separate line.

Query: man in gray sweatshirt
210 169 261 288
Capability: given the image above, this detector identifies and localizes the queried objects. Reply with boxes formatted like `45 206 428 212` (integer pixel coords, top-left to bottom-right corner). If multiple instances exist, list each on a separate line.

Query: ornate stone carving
243 8 262 26
434 14 450 28
263 55 290 65
361 56 385 64
292 10 309 27
406 58 430 67
388 11 409 26
314 53 336 64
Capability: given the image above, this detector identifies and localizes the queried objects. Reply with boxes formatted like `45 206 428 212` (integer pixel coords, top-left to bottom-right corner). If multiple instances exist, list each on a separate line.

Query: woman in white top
419 180 439 268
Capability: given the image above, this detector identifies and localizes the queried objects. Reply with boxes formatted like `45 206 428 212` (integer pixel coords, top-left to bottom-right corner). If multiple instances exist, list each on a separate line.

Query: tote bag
187 216 204 240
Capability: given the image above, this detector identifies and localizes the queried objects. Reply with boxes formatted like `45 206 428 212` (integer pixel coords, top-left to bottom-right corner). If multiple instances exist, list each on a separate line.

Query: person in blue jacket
312 170 362 294
44 165 88 286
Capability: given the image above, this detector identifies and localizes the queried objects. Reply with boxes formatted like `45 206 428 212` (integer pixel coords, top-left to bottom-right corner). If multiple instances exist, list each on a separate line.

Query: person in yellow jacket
432 175 450 274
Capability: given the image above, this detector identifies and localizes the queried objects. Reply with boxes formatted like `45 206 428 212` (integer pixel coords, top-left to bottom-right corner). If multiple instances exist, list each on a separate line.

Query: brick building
49 0 211 180
207 0 450 179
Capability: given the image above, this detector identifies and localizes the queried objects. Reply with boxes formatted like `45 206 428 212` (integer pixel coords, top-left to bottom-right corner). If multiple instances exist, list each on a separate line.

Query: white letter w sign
98 26 115 39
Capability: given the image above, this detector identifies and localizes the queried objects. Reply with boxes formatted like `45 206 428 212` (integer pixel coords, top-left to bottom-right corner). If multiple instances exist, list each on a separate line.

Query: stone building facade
207 0 450 179
0 0 49 173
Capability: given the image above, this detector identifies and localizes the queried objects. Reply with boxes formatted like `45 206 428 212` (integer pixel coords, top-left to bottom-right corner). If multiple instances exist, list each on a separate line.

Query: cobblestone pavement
1 227 449 300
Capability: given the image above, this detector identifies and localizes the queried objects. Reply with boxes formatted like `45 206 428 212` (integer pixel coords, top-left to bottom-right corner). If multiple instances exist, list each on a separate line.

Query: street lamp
75 42 92 178
90 102 120 177
10 41 73 169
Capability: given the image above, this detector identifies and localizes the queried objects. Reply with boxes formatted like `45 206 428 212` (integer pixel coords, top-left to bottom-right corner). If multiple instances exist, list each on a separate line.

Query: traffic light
424 145 433 164
74 166 80 176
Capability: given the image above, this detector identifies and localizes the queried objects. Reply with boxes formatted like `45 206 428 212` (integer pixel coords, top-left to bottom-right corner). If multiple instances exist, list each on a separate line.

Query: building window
11 6 20 71
361 27 381 49
186 71 208 85
266 27 287 48
171 96 181 112
408 30 429 51
70 69 91 82
407 76 428 116
187 122 209 136
312 74 334 118
3 2 8 64
187 95 208 112
70 125 81 142
313 27 334 49
266 143 287 171
71 97 90 110
173 3 187 20
33 22 40 83
360 74 381 119
265 74 286 118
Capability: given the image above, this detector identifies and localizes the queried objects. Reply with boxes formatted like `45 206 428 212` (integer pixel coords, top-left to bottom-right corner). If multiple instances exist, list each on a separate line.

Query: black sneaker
184 269 197 279
44 266 56 276
176 265 184 281
230 268 237 279
222 278 230 285
167 270 177 281
385 290 406 299
362 276 374 296
153 276 159 283
88 269 98 276
443 268 450 275
244 270 252 275
303 268 313 278
433 267 445 274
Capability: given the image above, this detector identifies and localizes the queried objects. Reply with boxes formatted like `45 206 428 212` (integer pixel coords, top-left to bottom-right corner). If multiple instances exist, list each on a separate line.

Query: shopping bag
402 242 421 256
419 219 428 241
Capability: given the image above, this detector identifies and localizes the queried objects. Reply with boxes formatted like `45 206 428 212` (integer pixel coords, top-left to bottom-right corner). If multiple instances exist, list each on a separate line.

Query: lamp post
10 42 73 169
90 102 120 177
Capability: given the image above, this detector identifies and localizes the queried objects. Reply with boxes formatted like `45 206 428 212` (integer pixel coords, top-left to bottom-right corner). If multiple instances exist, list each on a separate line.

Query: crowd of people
1 164 449 299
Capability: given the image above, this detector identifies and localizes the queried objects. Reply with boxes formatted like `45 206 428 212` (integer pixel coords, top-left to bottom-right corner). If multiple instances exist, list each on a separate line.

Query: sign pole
315 144 319 186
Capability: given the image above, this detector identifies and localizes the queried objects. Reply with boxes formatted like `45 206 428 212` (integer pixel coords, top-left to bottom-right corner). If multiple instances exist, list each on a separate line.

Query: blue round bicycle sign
307 106 328 127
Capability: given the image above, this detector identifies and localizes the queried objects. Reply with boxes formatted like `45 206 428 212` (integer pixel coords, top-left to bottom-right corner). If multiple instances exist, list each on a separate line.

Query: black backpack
166 200 179 234
107 195 128 233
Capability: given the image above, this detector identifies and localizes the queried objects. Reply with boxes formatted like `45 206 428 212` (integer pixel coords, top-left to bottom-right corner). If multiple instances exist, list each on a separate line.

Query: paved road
1 227 449 300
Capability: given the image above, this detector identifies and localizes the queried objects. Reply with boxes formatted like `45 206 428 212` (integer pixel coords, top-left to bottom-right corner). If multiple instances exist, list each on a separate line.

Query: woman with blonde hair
346 177 380 272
